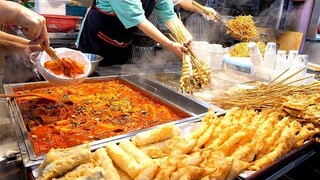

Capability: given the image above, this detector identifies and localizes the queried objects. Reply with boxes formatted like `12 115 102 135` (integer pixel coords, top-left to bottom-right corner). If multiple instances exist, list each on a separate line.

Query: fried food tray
31 114 317 180
176 117 316 180
239 140 316 179
4 74 210 169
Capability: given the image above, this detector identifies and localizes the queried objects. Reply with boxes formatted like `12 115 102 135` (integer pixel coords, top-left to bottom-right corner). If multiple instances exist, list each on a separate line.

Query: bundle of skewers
167 20 212 92
211 68 318 109
211 68 320 128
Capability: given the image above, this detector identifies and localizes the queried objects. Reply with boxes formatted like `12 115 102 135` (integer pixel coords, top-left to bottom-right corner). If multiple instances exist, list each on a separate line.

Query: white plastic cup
287 50 299 62
291 54 308 75
275 50 289 71
248 42 264 66
264 42 277 70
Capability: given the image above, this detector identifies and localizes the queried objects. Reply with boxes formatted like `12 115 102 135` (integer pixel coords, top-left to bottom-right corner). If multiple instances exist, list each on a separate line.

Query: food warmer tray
238 140 316 180
138 72 318 179
173 116 317 180
4 74 210 170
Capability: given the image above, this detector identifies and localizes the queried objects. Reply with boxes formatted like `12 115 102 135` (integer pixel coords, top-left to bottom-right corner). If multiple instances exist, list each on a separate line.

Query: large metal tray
4 74 210 169
171 116 317 180
30 113 317 179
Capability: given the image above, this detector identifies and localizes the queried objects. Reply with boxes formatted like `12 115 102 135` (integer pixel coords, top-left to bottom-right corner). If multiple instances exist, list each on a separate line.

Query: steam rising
121 48 180 75
3 54 40 84
255 0 286 29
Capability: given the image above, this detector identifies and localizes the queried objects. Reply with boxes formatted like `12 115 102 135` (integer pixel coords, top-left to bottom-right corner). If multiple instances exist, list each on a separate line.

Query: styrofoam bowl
36 48 91 86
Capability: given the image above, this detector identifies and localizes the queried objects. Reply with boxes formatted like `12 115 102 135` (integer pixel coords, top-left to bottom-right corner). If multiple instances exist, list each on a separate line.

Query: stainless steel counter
0 62 319 179
0 100 25 179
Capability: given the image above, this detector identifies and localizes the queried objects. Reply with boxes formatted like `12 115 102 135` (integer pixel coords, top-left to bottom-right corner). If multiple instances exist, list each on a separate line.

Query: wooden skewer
40 44 71 76
40 44 63 68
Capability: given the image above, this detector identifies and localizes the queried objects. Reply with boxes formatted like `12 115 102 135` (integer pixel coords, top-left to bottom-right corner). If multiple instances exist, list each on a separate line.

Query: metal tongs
40 44 71 76
192 1 244 39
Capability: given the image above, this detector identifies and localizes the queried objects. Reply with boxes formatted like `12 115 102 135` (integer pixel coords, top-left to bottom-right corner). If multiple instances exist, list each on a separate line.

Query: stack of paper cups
275 50 288 71
264 42 277 70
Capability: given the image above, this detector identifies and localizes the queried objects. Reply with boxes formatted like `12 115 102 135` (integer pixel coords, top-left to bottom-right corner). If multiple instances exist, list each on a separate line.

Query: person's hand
15 7 50 47
170 42 189 57
0 38 42 57
183 34 193 48
202 7 220 22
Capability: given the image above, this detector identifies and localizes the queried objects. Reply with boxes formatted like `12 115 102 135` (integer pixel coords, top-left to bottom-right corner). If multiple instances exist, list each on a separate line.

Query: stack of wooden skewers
167 20 212 92
211 68 317 110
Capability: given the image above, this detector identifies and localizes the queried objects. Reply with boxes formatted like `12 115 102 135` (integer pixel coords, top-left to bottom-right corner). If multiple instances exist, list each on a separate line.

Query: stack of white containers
192 41 227 70
249 42 313 85
34 0 71 15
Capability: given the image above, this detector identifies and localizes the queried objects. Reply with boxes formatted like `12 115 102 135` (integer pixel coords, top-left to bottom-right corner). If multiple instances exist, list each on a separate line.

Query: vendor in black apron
77 0 192 66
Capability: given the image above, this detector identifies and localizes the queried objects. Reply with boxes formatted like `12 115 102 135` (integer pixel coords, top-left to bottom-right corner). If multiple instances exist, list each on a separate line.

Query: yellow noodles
227 15 257 41
229 41 266 57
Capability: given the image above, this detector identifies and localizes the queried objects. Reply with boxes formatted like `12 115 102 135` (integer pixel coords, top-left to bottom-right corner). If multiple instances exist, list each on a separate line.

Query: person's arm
0 31 41 55
177 0 202 13
137 20 188 57
0 1 49 47
178 0 220 21
165 17 193 46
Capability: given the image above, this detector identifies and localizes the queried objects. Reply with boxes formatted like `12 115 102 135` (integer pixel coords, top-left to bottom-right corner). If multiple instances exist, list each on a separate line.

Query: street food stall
1 0 320 180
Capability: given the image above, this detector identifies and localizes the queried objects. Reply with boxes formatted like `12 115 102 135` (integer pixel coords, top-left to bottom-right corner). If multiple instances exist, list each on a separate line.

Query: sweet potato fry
195 124 214 150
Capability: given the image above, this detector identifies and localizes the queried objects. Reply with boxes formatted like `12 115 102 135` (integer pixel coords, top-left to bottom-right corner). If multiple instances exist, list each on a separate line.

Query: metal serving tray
165 116 317 180
4 74 210 169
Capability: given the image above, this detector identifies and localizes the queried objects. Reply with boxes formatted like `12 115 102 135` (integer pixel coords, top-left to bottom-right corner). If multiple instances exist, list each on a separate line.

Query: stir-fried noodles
227 15 257 41
229 41 266 57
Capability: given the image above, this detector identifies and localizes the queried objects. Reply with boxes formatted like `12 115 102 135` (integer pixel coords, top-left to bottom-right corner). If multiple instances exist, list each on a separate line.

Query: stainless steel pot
85 53 103 75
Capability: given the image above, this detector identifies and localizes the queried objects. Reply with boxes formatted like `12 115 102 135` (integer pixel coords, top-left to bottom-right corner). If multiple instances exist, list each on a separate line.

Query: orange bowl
42 14 79 32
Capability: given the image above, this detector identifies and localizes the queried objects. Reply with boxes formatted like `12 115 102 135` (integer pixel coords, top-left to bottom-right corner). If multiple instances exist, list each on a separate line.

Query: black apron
78 0 156 66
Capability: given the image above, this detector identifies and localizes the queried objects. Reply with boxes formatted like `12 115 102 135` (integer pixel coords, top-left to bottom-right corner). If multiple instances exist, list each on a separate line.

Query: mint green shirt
96 0 177 29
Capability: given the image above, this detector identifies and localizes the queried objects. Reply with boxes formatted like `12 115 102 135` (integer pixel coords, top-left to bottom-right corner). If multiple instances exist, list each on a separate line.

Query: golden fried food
105 142 141 179
37 107 319 180
119 139 153 168
227 15 257 41
229 41 266 57
39 145 91 180
91 148 120 180
132 124 179 147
